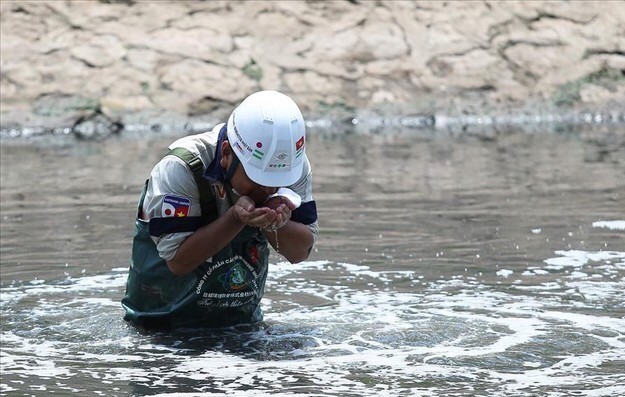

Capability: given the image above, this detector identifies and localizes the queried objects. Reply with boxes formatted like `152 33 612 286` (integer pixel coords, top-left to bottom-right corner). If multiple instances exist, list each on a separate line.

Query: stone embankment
1 1 624 137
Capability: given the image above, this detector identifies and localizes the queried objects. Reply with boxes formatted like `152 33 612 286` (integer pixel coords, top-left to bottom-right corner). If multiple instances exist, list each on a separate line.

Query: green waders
121 148 270 329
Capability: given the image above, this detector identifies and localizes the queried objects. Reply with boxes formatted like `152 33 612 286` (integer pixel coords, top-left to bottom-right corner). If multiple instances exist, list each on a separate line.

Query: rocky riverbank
1 1 624 137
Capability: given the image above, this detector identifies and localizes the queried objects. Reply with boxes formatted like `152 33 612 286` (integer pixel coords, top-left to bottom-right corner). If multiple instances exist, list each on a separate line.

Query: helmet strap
225 151 240 182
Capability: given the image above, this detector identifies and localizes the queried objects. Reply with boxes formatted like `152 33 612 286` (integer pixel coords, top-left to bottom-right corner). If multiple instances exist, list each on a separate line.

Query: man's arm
167 197 276 276
262 221 315 264
166 207 245 276
262 155 317 263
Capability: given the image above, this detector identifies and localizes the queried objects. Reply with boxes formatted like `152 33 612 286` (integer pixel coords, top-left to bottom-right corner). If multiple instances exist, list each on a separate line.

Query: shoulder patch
162 195 191 218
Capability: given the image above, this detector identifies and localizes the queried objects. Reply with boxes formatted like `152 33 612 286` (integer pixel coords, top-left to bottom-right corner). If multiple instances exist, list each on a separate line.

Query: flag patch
295 136 305 150
162 195 190 218
295 136 305 158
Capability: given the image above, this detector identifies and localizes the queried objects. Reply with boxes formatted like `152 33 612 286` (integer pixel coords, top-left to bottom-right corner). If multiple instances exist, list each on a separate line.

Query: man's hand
257 195 313 263
261 196 296 230
232 196 277 229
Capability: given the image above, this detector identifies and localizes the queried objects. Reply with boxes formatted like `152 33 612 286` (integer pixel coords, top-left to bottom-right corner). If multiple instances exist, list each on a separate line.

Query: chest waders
121 148 270 329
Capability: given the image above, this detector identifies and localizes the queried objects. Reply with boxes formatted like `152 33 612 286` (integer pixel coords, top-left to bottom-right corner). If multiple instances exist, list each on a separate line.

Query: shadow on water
136 322 322 361
1 122 625 396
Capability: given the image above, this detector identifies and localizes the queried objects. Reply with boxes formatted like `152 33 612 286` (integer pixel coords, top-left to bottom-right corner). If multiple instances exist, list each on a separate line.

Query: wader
121 148 270 329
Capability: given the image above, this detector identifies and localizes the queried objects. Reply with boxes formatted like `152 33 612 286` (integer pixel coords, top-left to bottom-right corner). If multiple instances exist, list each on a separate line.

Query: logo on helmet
232 113 253 153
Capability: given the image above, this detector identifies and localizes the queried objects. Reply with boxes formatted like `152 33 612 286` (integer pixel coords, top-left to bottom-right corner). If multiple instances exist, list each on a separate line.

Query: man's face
230 164 278 206
221 141 278 206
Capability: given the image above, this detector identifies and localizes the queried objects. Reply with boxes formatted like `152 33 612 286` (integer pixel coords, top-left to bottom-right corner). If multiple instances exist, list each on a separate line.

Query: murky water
1 126 624 396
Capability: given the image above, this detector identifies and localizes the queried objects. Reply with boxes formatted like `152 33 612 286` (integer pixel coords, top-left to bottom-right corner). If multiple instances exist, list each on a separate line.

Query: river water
1 125 624 396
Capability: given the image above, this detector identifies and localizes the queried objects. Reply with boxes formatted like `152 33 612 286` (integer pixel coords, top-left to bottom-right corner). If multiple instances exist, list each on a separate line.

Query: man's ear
220 140 231 168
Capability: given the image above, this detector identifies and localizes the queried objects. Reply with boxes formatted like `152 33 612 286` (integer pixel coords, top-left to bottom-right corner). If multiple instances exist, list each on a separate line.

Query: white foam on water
497 348 625 391
270 260 331 278
167 337 492 395
592 220 625 230
0 269 128 305
1 247 624 396
579 386 625 397
522 269 550 276
543 250 625 270
570 270 589 278
151 393 334 397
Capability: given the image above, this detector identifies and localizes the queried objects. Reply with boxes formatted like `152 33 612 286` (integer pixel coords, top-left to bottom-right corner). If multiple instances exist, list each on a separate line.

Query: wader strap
137 179 149 219
167 148 218 225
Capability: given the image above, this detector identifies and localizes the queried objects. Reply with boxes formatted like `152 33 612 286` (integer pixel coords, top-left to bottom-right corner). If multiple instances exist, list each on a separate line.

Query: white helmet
226 90 306 187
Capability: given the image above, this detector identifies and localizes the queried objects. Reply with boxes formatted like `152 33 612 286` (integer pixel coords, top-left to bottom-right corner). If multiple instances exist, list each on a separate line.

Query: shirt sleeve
142 155 202 262
288 154 319 241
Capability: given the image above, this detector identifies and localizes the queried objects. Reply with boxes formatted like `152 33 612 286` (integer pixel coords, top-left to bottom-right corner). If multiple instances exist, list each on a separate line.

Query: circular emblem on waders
219 262 251 291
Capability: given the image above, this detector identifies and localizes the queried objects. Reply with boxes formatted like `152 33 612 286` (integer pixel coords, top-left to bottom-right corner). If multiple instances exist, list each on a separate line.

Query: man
122 90 318 329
